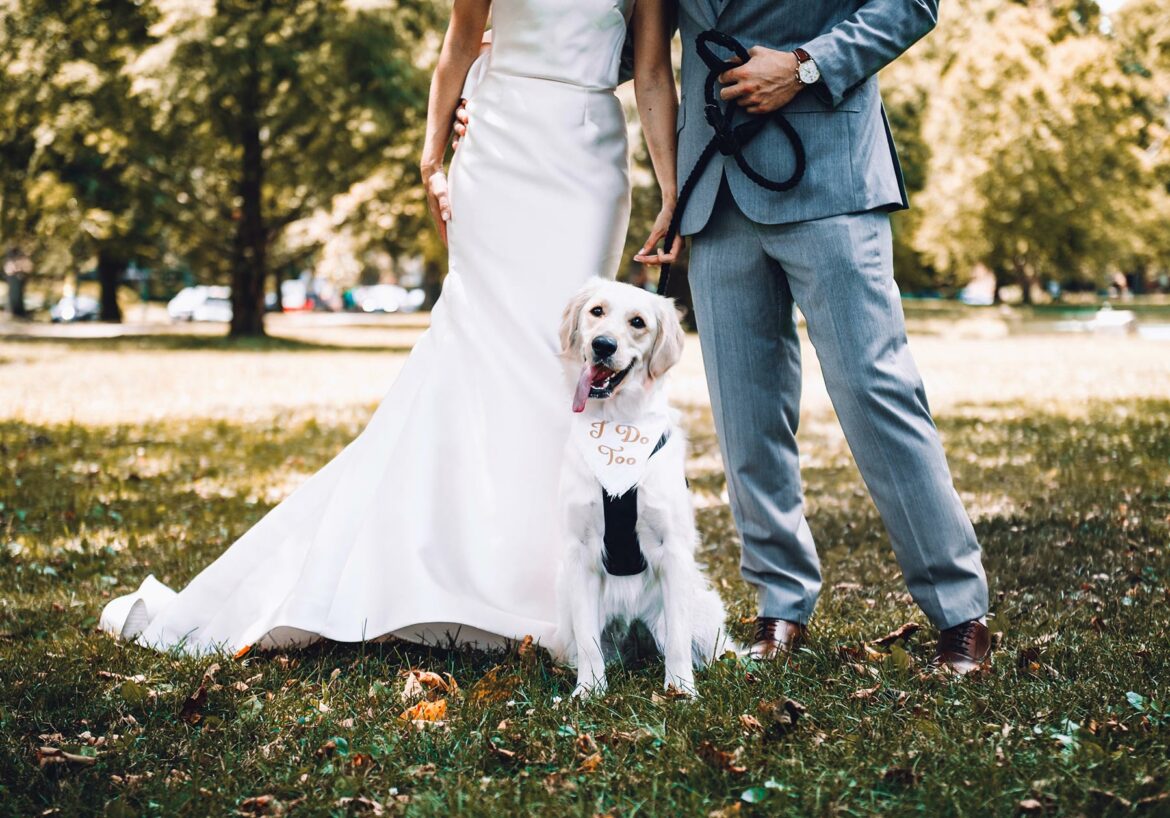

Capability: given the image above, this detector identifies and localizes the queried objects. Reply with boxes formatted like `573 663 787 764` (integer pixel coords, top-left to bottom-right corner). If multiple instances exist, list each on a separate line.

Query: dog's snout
591 335 618 359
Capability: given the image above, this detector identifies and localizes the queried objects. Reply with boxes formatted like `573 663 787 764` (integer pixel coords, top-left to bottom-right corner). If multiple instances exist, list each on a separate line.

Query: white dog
552 278 733 697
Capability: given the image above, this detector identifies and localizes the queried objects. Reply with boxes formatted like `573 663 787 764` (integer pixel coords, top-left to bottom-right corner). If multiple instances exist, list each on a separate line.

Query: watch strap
794 48 812 64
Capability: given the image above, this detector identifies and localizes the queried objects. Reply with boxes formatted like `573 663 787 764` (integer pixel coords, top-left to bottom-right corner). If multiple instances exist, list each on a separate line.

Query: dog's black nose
591 335 618 359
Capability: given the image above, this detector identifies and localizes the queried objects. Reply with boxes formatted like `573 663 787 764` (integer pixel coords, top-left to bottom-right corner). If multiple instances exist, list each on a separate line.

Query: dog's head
559 279 685 413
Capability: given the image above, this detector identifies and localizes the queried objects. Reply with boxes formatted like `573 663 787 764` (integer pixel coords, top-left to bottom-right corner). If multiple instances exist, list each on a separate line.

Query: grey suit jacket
671 0 937 236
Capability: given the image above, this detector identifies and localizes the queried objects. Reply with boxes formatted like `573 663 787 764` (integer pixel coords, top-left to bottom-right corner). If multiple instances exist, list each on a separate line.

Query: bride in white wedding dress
99 0 681 656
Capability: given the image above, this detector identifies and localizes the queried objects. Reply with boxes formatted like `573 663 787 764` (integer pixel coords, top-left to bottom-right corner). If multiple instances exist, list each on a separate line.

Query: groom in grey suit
676 0 991 671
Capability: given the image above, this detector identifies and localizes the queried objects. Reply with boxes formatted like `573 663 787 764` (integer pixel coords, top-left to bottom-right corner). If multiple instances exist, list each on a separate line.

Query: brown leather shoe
933 619 991 674
748 617 806 660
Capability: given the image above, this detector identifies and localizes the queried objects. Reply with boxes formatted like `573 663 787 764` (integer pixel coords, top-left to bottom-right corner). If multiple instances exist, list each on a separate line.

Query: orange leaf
577 752 603 773
398 698 448 723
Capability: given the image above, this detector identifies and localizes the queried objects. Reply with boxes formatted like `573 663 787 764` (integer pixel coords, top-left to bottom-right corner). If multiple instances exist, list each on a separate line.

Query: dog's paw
663 674 697 699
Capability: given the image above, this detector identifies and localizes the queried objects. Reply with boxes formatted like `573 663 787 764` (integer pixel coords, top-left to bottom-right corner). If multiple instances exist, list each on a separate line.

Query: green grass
1 338 1169 816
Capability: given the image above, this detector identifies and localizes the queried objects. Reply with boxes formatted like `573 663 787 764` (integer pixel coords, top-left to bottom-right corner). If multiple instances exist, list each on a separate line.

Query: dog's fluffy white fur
552 278 734 697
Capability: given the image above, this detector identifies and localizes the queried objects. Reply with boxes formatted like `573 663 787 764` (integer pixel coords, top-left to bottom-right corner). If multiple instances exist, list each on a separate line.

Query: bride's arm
420 0 491 245
631 0 682 266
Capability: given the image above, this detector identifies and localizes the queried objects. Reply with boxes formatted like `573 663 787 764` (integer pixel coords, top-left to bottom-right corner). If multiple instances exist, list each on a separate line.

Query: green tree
126 0 437 336
914 2 1163 302
1 0 166 321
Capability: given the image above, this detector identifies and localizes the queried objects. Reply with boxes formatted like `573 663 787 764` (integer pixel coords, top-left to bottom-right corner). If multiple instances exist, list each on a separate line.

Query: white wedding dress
99 0 633 656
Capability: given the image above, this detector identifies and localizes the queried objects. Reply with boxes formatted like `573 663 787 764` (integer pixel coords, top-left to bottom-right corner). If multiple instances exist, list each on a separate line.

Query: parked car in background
168 286 233 322
49 295 100 322
264 279 339 312
352 284 426 314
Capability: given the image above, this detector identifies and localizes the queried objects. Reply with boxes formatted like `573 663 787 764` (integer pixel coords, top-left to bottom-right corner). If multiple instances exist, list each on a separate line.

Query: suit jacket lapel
711 0 729 26
683 0 717 28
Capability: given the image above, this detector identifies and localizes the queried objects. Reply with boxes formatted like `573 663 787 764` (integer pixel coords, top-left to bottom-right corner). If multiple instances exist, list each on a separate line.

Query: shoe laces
753 617 779 643
942 620 980 656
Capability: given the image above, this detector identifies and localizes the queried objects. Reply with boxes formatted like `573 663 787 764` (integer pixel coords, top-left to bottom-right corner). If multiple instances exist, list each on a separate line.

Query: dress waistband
483 67 617 94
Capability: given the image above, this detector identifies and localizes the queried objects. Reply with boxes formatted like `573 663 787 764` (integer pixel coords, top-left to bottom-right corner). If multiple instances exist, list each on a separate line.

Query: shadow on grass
1 400 1168 816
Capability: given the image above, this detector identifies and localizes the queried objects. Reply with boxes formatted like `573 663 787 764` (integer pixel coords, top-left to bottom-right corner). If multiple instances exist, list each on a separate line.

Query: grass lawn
1 318 1168 817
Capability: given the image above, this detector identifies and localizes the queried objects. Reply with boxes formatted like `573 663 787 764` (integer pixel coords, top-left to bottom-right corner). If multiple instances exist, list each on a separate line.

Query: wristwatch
794 48 820 87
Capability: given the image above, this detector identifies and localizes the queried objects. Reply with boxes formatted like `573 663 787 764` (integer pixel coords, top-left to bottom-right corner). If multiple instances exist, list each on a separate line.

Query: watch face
798 60 820 85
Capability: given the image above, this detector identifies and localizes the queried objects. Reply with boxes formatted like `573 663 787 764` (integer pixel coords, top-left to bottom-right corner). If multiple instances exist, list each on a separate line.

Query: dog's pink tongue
572 366 596 413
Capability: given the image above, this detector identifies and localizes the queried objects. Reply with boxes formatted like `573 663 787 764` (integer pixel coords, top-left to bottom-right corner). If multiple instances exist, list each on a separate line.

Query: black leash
657 31 806 298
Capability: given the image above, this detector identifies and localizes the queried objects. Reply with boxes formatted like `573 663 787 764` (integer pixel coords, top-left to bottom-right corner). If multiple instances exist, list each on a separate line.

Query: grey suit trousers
689 181 988 630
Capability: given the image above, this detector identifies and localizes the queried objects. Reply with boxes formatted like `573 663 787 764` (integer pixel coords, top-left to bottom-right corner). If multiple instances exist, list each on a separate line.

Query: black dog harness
657 30 807 298
602 430 671 576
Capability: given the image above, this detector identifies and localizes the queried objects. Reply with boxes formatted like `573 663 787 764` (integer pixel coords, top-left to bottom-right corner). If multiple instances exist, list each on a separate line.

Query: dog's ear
648 296 685 380
559 279 601 358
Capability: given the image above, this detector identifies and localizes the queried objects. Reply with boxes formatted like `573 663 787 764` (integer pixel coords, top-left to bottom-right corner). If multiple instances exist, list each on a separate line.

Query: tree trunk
1014 258 1034 306
3 248 31 318
4 272 28 318
271 264 285 313
97 247 124 323
229 60 268 338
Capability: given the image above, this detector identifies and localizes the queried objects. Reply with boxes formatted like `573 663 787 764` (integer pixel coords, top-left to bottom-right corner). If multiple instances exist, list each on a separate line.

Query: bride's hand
634 207 683 266
423 168 452 246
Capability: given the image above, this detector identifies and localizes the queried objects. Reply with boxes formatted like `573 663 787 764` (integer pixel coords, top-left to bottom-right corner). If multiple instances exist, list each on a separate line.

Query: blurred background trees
1 0 1168 335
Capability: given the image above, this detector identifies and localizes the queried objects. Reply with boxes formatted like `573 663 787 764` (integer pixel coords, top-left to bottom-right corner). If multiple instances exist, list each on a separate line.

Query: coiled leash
656 31 807 298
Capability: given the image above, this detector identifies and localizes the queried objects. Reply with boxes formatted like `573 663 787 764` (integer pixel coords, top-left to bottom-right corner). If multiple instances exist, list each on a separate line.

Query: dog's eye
629 316 646 329
589 306 604 317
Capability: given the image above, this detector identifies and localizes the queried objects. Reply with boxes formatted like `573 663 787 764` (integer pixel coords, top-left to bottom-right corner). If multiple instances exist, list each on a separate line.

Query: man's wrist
793 48 821 87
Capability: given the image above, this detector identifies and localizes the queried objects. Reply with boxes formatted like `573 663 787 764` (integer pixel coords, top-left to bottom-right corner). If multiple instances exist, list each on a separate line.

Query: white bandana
571 411 672 498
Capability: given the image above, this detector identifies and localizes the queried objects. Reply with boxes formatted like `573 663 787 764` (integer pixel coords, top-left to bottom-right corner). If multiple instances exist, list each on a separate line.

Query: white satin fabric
99 0 632 656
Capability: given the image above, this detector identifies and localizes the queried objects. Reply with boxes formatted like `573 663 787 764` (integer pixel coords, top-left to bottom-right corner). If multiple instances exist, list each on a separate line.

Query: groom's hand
452 99 470 151
719 47 801 115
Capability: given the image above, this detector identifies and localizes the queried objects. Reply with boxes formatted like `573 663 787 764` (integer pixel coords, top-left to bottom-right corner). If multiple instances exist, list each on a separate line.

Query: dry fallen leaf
577 751 603 773
576 733 599 756
598 727 655 745
237 794 286 816
36 747 97 769
408 763 437 778
696 741 746 774
851 685 881 701
651 686 693 705
400 669 452 691
398 698 448 723
738 714 764 733
708 804 742 818
517 634 537 664
335 796 385 815
400 673 424 704
872 622 922 647
757 697 806 736
467 666 521 707
1017 797 1044 814
486 736 521 763
179 684 208 725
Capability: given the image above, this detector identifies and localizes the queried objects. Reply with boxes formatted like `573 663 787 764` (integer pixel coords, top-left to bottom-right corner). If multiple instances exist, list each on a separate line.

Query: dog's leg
660 552 697 695
570 566 607 698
